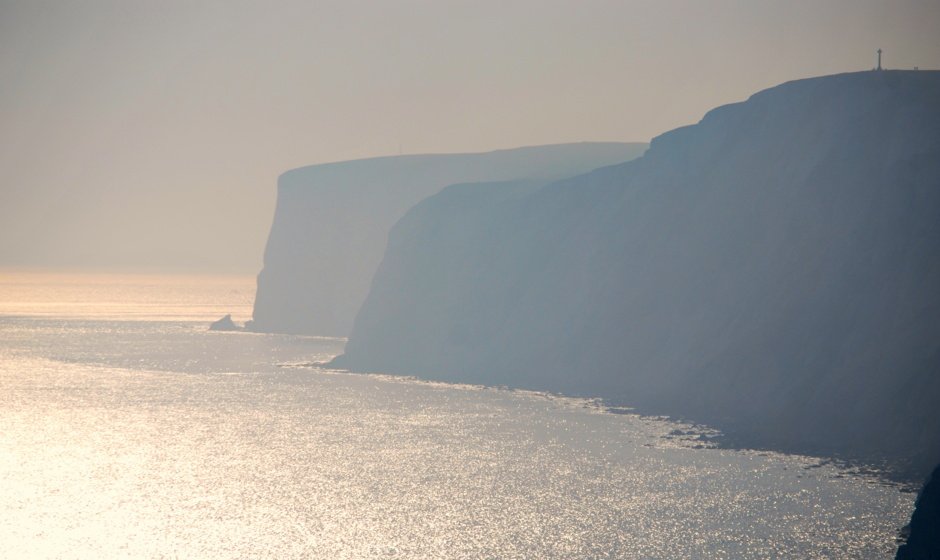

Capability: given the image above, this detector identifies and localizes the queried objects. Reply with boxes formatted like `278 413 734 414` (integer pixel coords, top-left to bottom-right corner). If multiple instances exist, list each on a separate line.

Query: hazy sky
1 0 938 273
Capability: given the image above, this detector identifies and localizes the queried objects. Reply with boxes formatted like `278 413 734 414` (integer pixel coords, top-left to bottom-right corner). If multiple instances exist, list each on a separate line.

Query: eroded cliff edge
250 142 647 335
333 71 940 477
896 464 940 559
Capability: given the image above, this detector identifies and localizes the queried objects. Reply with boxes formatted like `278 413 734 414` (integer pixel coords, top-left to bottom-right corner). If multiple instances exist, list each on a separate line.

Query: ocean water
0 272 914 558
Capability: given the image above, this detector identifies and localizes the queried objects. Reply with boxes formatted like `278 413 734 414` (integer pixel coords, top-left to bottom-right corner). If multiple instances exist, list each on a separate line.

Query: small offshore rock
209 314 240 331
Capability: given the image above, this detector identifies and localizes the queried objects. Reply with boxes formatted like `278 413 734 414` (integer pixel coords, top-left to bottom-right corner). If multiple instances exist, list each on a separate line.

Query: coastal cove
4 3 939 557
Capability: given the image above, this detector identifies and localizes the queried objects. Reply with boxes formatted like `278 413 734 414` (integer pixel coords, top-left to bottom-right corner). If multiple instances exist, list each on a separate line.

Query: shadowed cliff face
896 464 940 559
250 142 647 335
336 71 940 475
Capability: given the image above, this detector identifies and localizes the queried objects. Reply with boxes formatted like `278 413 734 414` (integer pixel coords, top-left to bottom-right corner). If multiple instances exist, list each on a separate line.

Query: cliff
333 71 940 475
896 464 940 559
250 142 647 335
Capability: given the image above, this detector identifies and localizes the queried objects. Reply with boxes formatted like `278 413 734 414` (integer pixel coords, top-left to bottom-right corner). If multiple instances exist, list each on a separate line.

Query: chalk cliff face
335 71 940 474
250 143 647 335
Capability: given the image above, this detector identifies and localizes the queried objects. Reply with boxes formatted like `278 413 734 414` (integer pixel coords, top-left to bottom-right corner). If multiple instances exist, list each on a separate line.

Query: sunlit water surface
0 272 914 558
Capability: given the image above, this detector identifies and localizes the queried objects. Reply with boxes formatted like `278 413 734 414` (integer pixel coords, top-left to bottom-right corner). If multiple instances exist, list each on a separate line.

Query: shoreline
319 359 926 489
611 405 922 490
602 399 929 489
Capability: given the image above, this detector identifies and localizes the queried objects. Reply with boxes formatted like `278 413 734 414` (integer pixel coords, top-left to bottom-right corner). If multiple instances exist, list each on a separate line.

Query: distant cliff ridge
250 142 647 335
333 71 940 476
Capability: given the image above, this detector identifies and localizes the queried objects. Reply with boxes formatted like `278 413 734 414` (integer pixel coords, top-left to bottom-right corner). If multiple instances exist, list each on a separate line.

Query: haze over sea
0 272 914 558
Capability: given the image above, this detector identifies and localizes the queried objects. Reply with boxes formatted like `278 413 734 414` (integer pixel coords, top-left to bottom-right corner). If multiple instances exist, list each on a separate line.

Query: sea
0 271 915 559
